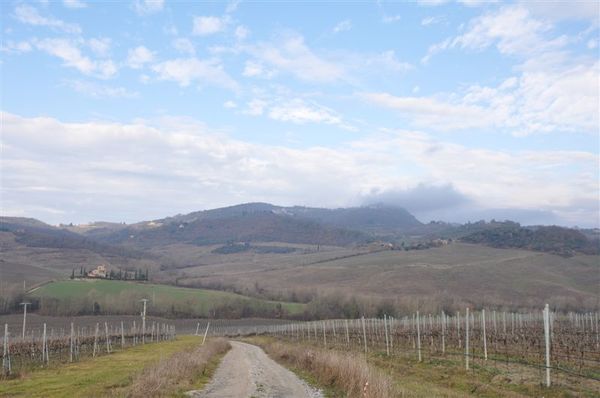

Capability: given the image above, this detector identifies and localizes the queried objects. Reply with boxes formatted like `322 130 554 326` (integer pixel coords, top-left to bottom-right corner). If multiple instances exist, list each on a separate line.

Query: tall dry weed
128 338 230 398
264 341 400 398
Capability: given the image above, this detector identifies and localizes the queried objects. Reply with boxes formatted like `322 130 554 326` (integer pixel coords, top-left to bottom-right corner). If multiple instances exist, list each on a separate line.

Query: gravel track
187 341 323 398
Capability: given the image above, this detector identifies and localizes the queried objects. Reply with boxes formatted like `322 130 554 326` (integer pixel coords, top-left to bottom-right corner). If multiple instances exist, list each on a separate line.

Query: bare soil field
173 243 600 311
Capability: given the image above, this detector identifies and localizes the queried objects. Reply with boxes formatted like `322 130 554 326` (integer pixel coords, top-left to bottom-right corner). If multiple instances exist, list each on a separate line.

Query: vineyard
210 306 600 393
2 307 599 395
1 319 176 376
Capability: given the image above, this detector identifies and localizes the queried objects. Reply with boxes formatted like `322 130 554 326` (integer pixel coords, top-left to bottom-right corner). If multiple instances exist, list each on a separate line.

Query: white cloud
423 5 562 64
235 25 249 40
152 57 239 90
1 40 33 53
226 0 241 14
363 50 412 72
421 16 444 26
587 39 598 49
382 15 401 24
268 99 343 125
3 112 597 226
223 100 237 109
362 59 599 136
416 0 449 6
451 6 556 55
88 38 111 57
413 5 599 136
242 60 276 79
362 92 499 131
63 0 87 9
521 1 600 22
248 35 344 83
134 0 164 15
243 99 267 116
68 80 139 98
240 97 353 129
193 16 229 36
126 46 155 69
421 38 451 64
98 60 117 78
14 4 81 34
34 38 117 79
333 20 352 33
172 38 195 55
457 0 498 6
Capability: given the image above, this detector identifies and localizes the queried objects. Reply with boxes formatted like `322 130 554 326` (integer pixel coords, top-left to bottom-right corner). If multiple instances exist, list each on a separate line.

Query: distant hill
0 217 159 285
280 203 423 233
461 224 600 256
151 202 422 233
0 217 144 258
95 211 371 248
71 203 422 249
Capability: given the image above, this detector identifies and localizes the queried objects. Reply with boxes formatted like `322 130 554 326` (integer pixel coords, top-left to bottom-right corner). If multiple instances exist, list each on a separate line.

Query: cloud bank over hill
2 112 597 227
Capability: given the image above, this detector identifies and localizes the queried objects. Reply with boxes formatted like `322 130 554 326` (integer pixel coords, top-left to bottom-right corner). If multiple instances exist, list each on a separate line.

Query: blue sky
1 0 599 227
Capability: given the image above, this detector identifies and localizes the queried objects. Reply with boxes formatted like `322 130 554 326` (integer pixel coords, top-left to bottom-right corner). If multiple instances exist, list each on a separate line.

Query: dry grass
128 338 230 398
261 340 400 398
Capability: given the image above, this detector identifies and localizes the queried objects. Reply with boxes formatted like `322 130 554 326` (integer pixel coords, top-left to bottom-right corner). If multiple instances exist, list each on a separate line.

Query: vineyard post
332 319 336 338
93 323 99 357
412 314 416 349
465 308 470 370
503 312 506 334
384 314 390 356
202 322 210 345
20 302 30 339
345 319 350 346
482 309 487 360
140 299 148 344
44 323 50 365
2 324 10 376
104 322 110 353
429 314 433 348
389 316 394 350
543 304 551 387
322 321 327 348
133 321 137 346
441 311 445 354
511 313 515 335
595 312 600 348
416 311 422 362
121 321 125 348
69 322 74 362
195 322 200 336
457 311 461 349
361 316 367 354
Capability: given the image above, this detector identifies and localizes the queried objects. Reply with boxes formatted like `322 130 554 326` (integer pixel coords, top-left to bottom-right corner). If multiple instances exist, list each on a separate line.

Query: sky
1 0 599 227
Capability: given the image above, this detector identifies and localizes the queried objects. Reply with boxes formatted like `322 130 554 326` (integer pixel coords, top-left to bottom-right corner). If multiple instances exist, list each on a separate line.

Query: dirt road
187 341 323 398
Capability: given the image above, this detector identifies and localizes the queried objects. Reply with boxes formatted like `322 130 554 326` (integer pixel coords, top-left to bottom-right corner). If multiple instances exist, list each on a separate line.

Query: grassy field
28 279 306 317
0 335 219 397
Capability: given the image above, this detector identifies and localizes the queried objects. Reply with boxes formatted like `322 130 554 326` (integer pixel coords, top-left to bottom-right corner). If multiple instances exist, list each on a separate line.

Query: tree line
70 267 149 281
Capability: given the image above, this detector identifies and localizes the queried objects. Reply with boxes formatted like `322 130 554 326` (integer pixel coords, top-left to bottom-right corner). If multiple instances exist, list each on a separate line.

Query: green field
0 336 216 397
29 279 305 317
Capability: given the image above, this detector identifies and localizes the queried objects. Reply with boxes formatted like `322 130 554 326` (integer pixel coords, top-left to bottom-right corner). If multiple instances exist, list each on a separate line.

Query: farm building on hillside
88 264 107 278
